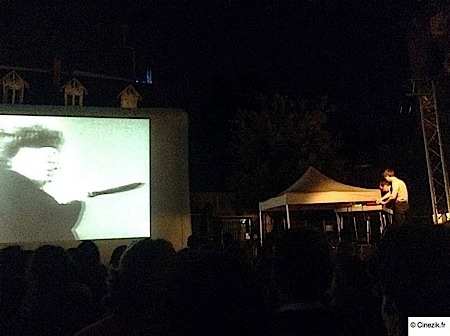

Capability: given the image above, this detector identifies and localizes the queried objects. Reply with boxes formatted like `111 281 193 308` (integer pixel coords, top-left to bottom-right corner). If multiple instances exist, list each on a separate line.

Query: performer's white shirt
390 176 408 203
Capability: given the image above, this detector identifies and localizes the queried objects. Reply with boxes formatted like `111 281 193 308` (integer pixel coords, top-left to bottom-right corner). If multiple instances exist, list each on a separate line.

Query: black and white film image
0 115 151 243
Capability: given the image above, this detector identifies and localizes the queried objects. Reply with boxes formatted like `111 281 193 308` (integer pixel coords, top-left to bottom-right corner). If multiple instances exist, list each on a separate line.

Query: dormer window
2 71 28 104
60 78 87 106
118 84 142 108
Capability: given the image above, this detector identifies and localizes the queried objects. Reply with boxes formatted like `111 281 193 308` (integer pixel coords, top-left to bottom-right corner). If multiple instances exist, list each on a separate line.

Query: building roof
0 66 172 108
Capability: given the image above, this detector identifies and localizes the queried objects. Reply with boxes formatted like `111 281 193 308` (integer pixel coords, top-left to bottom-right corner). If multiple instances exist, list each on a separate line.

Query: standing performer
377 169 409 226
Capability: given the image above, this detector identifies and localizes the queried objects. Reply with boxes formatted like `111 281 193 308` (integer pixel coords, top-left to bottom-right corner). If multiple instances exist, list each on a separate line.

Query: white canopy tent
258 166 381 243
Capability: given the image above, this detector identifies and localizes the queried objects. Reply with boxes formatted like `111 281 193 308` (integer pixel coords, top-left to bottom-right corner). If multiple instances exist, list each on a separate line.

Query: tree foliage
227 94 346 212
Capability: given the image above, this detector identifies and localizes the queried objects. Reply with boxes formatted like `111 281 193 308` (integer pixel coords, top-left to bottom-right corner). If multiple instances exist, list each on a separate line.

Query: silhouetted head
26 245 76 286
0 245 29 278
108 245 127 269
76 240 101 266
108 238 177 320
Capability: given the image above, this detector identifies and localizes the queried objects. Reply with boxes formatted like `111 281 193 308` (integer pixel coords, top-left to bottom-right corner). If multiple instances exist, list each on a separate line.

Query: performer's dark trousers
393 202 409 226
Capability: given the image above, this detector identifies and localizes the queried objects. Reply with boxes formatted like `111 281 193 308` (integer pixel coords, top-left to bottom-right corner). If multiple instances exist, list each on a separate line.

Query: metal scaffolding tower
410 78 450 223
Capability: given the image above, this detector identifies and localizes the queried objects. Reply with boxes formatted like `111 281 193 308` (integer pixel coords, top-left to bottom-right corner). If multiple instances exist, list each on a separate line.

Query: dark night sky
0 1 431 206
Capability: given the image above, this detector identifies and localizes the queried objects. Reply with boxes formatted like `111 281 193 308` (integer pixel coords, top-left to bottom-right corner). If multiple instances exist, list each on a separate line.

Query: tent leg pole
335 212 342 242
259 211 263 247
353 216 359 241
380 212 386 235
286 204 291 230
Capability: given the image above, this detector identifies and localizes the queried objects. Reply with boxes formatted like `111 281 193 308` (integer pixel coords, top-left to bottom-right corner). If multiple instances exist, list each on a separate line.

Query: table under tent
258 167 393 246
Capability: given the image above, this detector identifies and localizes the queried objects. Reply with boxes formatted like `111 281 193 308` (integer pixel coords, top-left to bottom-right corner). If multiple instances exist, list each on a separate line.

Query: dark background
0 1 440 213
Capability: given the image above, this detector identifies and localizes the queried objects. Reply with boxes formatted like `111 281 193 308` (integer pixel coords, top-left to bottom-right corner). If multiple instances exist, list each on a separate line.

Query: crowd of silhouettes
1 220 450 335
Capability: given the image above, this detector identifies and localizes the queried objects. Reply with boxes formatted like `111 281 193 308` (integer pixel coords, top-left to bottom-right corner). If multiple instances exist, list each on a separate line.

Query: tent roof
259 166 380 211
282 166 375 194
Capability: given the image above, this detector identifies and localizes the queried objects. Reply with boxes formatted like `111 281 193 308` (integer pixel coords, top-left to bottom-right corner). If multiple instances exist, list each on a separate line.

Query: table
334 204 393 244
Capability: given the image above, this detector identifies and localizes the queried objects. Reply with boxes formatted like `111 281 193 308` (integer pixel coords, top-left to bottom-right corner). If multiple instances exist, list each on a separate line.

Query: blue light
146 69 152 84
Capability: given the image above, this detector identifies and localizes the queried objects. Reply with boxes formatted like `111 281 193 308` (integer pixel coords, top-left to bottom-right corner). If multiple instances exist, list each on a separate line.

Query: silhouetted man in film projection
0 125 84 243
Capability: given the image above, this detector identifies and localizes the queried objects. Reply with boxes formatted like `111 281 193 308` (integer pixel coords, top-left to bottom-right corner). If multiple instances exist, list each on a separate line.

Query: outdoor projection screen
0 113 151 243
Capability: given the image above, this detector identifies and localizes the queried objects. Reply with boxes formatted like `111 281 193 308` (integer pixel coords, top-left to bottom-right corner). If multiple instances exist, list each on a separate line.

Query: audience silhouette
76 238 179 335
70 241 108 319
375 224 450 336
0 245 29 334
173 247 270 336
269 227 344 336
332 238 387 335
1 218 449 336
20 245 96 335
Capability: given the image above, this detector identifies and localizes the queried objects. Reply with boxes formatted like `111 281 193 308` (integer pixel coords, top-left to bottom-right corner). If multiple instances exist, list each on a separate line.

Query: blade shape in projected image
87 182 145 198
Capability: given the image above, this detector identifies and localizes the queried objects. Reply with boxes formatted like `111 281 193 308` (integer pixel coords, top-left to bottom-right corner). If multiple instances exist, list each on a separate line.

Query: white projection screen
0 105 191 253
